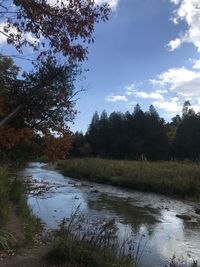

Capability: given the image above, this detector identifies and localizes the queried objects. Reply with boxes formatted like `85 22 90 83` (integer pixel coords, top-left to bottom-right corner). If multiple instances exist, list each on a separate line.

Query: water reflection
20 163 200 267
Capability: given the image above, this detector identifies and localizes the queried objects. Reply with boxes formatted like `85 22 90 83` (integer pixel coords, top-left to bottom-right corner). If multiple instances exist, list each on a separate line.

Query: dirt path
0 204 51 267
0 245 50 267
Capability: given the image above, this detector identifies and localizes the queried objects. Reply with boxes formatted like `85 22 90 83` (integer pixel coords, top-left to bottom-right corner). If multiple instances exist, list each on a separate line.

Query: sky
1 0 200 133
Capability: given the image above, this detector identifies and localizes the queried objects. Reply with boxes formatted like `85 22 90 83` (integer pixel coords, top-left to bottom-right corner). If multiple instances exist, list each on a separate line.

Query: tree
0 56 77 161
144 105 169 160
174 114 200 160
182 100 195 118
87 111 100 156
0 0 110 61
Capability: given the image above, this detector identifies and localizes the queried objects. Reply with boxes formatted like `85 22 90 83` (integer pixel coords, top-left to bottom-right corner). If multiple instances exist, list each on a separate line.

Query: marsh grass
47 208 137 267
58 158 200 199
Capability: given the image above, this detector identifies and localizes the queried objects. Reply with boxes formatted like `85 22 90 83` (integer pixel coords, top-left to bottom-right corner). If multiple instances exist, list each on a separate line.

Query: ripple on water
19 162 200 267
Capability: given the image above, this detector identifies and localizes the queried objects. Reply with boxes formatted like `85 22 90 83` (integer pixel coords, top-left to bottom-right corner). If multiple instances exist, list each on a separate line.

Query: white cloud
124 83 165 100
167 38 182 51
0 22 14 44
153 97 182 113
0 22 40 45
168 0 200 52
151 67 200 97
134 91 163 100
193 59 200 69
106 94 128 102
155 89 168 94
95 0 119 9
48 0 119 9
125 83 137 95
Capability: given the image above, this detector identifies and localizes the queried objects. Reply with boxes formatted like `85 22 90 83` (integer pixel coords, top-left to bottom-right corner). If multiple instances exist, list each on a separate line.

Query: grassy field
58 158 200 199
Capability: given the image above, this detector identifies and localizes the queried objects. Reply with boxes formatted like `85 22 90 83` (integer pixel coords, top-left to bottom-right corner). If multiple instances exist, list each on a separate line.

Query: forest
71 101 200 161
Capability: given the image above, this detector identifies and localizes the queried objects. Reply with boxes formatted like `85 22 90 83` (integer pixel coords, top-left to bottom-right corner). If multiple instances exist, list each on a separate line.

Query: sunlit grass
58 158 200 199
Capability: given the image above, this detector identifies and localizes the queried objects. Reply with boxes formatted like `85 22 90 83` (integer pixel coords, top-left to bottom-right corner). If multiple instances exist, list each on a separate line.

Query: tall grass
58 158 200 199
47 208 137 267
9 178 42 246
0 167 42 248
0 166 9 227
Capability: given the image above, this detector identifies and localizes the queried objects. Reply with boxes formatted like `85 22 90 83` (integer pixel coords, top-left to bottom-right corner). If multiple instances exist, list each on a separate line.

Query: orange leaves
0 126 72 162
3 0 110 61
42 131 72 162
0 126 34 150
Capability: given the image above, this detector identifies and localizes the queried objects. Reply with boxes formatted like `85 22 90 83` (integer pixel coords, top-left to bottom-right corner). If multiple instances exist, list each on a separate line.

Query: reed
58 158 200 199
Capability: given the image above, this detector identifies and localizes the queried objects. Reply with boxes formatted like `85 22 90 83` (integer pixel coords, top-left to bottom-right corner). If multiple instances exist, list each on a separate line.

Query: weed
0 230 15 250
0 166 9 227
47 207 137 267
58 158 200 199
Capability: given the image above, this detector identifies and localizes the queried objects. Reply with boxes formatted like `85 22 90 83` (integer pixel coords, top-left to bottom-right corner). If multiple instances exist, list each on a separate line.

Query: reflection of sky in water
22 163 200 267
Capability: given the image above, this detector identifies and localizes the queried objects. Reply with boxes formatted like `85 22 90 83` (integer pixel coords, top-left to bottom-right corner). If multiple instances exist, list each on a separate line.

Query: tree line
70 101 200 161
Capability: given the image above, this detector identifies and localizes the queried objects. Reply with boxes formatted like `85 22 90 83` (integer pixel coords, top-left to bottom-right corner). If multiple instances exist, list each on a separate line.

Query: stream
20 162 200 267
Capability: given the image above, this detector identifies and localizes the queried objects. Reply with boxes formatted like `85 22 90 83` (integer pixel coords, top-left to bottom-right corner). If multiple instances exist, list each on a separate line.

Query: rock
176 214 191 221
91 189 99 193
74 182 82 187
195 208 200 214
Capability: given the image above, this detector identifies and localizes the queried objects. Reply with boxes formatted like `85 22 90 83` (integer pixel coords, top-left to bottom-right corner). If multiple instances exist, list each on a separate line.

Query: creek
20 162 200 267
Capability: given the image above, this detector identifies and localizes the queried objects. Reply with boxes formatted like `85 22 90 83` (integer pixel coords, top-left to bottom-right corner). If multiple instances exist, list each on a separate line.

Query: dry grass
58 158 200 199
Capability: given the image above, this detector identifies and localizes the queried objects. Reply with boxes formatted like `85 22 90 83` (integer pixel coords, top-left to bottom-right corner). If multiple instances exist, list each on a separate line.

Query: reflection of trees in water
87 193 160 237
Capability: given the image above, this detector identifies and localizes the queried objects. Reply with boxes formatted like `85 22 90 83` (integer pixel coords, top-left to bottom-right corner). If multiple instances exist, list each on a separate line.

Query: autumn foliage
0 56 76 162
0 1 110 162
42 131 72 162
1 0 110 61
0 127 34 150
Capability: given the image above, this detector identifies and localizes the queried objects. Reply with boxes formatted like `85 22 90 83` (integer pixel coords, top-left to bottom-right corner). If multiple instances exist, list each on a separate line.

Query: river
19 162 200 267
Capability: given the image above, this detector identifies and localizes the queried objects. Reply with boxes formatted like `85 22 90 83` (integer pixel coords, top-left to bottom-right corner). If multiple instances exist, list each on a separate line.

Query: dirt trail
0 245 50 267
0 204 50 267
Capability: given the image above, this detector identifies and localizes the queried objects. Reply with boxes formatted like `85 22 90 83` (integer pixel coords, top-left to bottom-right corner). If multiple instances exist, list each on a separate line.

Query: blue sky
1 0 200 132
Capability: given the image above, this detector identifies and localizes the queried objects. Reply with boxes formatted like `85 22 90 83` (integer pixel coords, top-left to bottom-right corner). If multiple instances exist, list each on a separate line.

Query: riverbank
1 162 199 267
57 158 200 200
0 164 138 267
0 165 44 264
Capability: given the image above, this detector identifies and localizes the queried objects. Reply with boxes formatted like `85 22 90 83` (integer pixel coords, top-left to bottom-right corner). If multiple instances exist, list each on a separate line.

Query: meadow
58 158 200 199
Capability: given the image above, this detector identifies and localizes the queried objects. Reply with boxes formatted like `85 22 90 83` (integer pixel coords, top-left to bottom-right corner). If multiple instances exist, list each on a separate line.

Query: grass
9 178 42 246
58 158 200 199
167 256 198 267
0 229 15 250
0 166 16 250
47 208 199 267
0 165 42 249
47 208 137 267
0 166 10 227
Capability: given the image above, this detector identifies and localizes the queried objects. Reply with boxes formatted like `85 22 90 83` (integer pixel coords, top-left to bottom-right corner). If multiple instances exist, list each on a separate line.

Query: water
20 162 200 267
